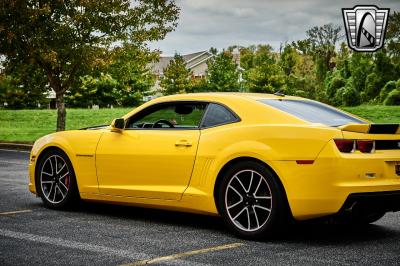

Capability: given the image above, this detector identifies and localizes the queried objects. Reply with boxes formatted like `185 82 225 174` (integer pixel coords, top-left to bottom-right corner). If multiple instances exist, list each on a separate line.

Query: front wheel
217 161 288 239
35 149 79 209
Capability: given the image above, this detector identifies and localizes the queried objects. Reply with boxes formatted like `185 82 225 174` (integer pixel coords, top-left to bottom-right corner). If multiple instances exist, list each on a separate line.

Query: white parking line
0 149 30 154
0 177 28 183
0 160 27 166
0 210 32 215
0 228 234 265
0 229 150 260
123 243 244 266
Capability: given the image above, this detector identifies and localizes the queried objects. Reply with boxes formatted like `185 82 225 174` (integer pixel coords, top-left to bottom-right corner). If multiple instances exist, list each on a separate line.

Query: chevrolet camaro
29 93 400 239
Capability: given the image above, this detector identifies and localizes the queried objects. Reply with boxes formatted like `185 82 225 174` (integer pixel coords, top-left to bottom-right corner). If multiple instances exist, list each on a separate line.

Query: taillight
357 140 375 153
334 139 355 153
334 139 375 153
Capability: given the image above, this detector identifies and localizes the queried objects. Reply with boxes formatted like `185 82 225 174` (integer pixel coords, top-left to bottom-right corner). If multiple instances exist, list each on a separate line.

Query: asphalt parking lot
1 149 400 266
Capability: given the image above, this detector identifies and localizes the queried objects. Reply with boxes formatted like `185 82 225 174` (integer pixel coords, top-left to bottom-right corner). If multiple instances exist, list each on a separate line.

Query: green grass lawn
0 108 131 143
0 105 399 143
342 106 400 124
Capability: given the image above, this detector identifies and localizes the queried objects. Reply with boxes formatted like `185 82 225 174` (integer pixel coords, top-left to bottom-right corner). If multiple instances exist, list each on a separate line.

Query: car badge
342 5 390 52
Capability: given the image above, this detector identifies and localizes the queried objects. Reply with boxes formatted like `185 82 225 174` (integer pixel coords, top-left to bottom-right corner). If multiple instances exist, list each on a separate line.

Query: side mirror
111 118 125 133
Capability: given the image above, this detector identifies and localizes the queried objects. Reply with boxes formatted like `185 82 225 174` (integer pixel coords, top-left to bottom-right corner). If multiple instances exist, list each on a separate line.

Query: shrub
334 87 346 106
326 76 346 99
294 90 307 97
360 91 368 103
364 73 381 100
379 80 397 102
384 89 400 106
341 86 360 106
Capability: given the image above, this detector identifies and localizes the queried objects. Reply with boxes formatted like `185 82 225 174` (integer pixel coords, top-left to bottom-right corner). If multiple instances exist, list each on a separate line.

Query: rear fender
191 125 343 197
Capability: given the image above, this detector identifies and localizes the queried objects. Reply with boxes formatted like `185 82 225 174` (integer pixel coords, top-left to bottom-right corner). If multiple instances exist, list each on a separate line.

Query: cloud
148 0 400 55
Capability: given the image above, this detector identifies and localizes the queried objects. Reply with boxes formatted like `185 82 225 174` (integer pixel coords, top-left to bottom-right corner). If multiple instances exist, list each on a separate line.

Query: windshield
259 99 366 127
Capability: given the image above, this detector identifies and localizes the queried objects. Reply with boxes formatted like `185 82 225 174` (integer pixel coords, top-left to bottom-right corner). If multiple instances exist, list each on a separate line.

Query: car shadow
272 221 399 245
74 200 226 232
35 200 400 245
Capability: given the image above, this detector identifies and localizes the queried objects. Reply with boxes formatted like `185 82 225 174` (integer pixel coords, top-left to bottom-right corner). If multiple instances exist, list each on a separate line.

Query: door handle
175 140 192 147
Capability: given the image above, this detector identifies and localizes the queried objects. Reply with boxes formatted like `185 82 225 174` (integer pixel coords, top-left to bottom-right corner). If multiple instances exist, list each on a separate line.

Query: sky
148 0 400 56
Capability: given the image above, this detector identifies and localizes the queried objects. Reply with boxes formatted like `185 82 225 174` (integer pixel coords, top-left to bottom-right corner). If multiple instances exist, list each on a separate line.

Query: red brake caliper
65 176 69 188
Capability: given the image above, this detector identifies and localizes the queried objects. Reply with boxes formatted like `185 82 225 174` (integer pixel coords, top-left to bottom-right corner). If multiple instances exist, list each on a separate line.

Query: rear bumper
272 140 400 220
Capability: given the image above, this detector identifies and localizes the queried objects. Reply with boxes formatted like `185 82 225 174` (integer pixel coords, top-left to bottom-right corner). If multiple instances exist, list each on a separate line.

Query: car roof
122 92 366 128
122 92 311 126
150 92 305 102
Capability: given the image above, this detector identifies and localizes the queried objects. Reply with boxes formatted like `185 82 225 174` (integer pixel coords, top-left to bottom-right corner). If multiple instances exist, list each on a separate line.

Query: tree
380 80 397 103
243 46 285 93
336 43 351 79
338 78 360 106
364 73 381 101
349 53 373 92
188 78 210 93
108 44 157 106
207 51 240 92
0 0 179 130
306 24 342 53
239 46 256 70
0 75 27 108
280 45 299 76
66 74 120 108
66 44 157 107
292 39 313 55
161 54 191 95
325 73 346 102
384 89 400 105
306 24 342 80
387 11 400 62
279 44 318 98
0 60 49 108
373 50 398 89
209 47 218 55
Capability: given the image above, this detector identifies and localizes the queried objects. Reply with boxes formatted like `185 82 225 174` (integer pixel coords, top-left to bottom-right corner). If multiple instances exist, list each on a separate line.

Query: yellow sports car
29 93 400 239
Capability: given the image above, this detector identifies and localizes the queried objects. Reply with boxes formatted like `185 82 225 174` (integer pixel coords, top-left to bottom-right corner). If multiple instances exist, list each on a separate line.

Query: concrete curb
0 143 33 151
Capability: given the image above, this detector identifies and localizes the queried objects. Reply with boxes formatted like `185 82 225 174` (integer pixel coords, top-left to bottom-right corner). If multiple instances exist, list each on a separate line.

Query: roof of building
151 51 214 75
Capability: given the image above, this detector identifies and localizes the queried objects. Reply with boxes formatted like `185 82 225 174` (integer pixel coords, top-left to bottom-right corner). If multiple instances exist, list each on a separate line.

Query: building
144 51 214 101
46 88 57 109
153 50 214 78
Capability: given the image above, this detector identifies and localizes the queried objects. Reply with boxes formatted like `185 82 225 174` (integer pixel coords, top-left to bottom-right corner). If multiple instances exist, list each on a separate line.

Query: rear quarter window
201 103 239 128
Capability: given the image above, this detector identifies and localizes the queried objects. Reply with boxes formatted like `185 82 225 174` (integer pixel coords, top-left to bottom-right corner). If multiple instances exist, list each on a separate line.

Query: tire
35 149 79 209
217 161 288 239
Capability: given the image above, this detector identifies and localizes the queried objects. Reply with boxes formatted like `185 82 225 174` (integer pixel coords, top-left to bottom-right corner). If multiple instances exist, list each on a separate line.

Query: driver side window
127 102 207 129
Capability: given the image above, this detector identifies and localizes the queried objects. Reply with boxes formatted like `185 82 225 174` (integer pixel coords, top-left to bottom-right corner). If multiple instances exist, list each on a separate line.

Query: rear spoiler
339 124 400 134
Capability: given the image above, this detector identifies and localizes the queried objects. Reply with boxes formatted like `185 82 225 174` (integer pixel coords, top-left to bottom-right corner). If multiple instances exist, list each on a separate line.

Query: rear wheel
36 149 79 209
217 161 288 239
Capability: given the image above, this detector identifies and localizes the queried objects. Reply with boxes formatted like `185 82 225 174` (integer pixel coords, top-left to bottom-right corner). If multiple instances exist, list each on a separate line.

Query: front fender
29 130 104 195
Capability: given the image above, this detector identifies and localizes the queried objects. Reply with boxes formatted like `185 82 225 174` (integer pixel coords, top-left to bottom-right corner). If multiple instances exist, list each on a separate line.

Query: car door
95 101 207 200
